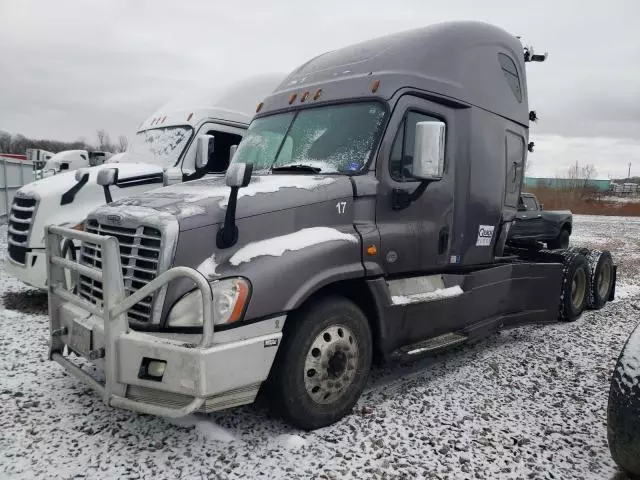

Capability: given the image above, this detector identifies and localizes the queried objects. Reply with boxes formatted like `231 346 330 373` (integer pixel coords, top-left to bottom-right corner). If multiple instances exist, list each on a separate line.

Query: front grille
79 219 163 324
7 196 37 264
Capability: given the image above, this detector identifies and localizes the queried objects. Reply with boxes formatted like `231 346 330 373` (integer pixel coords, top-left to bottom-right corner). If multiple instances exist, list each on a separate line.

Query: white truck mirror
195 134 214 170
225 163 253 188
97 168 118 187
413 121 445 181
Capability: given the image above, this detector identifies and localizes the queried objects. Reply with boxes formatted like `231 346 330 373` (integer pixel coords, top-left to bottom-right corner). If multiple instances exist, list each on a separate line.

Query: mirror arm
103 185 113 203
392 180 431 211
217 187 240 248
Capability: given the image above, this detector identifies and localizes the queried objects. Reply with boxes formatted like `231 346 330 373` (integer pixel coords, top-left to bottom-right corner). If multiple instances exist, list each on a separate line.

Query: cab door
375 95 456 275
514 195 543 238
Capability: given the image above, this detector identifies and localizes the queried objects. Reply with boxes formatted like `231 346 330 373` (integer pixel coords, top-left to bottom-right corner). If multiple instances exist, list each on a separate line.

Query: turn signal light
367 245 378 256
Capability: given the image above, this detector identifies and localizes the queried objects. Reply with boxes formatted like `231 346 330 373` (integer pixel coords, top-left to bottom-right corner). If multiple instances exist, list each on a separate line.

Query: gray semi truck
45 21 616 430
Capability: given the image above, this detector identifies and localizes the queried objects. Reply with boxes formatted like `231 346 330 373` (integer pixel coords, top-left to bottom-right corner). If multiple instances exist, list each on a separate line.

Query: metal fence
0 157 34 222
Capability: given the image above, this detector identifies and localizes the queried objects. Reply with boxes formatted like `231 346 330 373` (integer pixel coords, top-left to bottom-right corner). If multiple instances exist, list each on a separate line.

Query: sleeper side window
498 53 523 103
389 111 442 182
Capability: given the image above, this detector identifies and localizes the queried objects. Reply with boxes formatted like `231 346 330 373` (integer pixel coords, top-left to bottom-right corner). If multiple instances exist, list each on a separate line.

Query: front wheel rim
303 324 359 405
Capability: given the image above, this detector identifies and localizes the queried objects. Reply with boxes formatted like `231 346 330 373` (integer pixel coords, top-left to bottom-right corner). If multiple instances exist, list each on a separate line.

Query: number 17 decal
336 201 347 214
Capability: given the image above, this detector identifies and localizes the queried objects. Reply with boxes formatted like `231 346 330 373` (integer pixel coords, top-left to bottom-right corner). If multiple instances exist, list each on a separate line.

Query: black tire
608 323 640 478
587 250 614 310
558 251 590 322
268 295 372 430
547 229 570 250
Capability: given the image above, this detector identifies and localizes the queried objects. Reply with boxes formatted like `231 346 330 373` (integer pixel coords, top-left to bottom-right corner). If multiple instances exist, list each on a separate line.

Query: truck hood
108 174 353 231
16 162 166 248
19 162 164 199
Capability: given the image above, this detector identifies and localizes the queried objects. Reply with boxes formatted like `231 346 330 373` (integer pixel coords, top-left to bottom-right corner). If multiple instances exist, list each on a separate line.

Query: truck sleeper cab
6 75 283 290
46 21 616 430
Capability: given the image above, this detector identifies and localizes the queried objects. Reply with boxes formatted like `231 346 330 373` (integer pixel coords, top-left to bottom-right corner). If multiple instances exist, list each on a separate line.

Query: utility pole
629 162 632 180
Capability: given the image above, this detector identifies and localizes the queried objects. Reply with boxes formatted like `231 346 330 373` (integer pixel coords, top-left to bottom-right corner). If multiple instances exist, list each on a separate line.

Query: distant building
524 177 612 193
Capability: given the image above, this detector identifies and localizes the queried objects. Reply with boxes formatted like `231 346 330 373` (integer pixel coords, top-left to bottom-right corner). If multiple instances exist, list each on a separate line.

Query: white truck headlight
167 277 250 327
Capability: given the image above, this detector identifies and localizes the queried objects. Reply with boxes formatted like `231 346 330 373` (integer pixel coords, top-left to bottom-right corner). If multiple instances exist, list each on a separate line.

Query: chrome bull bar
45 224 214 417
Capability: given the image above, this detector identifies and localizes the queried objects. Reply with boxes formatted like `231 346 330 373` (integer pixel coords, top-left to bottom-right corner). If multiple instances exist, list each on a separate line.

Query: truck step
391 332 468 361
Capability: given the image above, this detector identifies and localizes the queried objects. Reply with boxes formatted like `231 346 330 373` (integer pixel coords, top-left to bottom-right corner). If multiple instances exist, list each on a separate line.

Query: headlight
167 277 250 327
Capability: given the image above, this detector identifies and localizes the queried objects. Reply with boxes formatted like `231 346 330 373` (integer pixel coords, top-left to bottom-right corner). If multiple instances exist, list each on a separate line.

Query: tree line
0 129 128 155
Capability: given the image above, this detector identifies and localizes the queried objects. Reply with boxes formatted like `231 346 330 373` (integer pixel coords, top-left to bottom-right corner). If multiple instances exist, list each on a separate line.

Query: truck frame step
391 332 468 361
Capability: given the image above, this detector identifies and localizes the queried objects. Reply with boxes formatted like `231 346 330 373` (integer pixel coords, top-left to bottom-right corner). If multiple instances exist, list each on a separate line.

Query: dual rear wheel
559 249 614 322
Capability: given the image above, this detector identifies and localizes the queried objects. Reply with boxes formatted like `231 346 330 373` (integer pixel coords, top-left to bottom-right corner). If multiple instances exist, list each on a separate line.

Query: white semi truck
34 150 113 179
5 74 283 289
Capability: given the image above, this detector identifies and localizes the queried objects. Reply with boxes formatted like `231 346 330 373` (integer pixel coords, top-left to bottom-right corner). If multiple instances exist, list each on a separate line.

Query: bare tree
565 160 597 198
117 135 129 153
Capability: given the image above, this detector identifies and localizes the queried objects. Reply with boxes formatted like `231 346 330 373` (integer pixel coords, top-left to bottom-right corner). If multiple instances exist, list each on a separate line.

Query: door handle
439 227 449 254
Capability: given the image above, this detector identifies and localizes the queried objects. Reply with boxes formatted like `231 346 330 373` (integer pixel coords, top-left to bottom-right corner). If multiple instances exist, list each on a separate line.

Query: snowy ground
1 216 640 479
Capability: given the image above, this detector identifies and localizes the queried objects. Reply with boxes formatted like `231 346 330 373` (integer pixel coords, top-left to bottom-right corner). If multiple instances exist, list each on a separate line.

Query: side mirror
218 163 254 249
75 168 90 182
225 162 253 188
229 144 238 163
97 168 118 186
412 121 445 181
539 203 544 210
195 134 214 170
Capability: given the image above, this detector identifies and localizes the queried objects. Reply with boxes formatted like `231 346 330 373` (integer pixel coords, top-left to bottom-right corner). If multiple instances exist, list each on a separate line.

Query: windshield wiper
271 164 321 174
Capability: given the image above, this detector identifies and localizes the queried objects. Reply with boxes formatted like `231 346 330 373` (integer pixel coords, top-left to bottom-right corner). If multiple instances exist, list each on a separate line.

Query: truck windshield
122 126 193 168
231 102 387 173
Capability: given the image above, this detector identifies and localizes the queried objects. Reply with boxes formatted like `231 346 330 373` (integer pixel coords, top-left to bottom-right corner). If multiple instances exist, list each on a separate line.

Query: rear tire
608 324 640 478
558 252 589 322
548 229 570 250
587 250 614 310
268 295 372 430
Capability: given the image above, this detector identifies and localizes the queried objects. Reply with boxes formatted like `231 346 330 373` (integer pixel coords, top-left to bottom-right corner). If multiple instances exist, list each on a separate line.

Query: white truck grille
7 196 37 264
78 219 163 324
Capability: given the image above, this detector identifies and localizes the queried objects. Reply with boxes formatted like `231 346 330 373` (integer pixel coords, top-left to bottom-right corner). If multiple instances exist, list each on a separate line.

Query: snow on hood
228 227 358 266
18 162 164 198
110 174 346 231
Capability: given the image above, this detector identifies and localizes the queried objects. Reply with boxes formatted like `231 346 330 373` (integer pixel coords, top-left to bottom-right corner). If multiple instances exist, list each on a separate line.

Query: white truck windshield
231 102 387 173
123 126 193 168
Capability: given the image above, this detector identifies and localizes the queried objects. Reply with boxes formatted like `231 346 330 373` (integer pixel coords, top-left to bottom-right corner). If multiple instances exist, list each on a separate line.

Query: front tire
269 295 372 430
608 324 640 478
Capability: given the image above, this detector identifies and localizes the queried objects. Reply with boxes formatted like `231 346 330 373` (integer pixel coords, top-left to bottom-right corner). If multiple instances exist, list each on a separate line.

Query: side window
205 130 243 173
59 163 70 171
389 111 441 182
498 53 522 103
523 196 538 211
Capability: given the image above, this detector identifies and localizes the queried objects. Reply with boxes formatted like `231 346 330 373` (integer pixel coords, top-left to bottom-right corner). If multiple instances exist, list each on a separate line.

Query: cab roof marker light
187 112 194 121
289 93 297 105
256 102 264 113
301 91 309 102
162 116 167 123
371 79 380 93
313 89 322 100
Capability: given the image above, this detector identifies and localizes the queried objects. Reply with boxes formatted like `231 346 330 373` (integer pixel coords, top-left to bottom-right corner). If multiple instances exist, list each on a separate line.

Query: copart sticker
476 225 495 247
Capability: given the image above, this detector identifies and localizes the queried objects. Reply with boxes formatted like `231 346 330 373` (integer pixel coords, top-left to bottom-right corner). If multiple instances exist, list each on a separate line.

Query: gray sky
1 0 639 178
